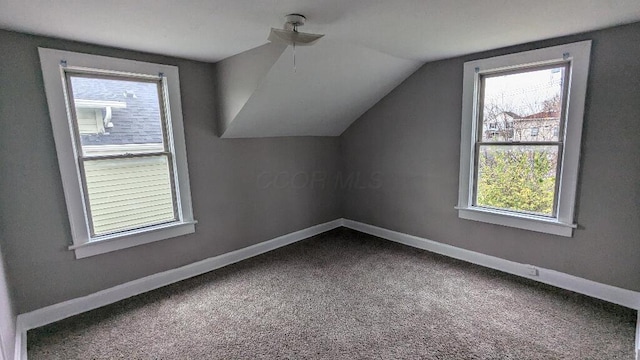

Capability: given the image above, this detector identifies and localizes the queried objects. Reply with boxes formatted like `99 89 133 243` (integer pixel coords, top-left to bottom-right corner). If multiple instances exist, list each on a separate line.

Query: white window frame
456 41 591 237
39 48 196 258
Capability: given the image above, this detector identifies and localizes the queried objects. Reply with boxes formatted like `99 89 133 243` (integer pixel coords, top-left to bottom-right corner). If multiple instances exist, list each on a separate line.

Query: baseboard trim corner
14 316 25 360
636 312 639 360
342 219 640 310
15 218 343 356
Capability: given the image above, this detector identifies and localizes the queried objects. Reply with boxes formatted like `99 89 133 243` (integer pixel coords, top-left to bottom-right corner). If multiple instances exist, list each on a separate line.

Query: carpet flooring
28 228 636 359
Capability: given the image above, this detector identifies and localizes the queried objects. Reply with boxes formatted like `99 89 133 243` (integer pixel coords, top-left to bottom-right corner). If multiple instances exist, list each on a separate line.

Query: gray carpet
28 228 636 359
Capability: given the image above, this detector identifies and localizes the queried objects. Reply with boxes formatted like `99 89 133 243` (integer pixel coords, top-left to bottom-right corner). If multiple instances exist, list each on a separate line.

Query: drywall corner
215 43 287 136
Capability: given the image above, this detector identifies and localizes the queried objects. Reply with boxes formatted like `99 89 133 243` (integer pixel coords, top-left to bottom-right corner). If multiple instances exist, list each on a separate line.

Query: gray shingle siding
71 76 164 145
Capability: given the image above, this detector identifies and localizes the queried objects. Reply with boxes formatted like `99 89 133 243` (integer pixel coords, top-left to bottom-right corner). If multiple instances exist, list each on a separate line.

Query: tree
476 148 556 215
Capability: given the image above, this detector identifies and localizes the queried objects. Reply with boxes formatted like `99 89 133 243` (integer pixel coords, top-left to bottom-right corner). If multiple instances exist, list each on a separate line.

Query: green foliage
476 148 556 215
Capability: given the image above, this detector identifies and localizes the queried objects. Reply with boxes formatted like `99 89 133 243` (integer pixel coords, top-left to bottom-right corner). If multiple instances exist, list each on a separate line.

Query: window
456 41 591 237
39 48 196 258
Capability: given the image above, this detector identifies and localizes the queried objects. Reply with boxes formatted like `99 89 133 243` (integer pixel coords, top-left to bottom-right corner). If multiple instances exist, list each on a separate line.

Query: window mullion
476 141 562 146
81 151 171 161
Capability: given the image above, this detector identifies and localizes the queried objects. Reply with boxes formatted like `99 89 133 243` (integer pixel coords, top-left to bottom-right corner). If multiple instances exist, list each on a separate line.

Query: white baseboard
13 319 24 360
636 312 639 360
342 219 640 310
14 217 639 360
15 219 343 359
342 219 640 360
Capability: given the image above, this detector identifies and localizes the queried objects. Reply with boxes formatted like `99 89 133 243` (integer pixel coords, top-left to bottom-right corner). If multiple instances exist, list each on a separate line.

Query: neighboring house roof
71 77 164 146
520 110 560 119
496 110 559 122
502 111 521 119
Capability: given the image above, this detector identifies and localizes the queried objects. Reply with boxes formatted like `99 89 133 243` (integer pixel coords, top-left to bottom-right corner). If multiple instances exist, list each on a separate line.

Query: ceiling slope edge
222 41 423 138
215 43 287 136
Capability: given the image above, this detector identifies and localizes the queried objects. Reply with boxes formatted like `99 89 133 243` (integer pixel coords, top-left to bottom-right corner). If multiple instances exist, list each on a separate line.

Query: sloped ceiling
2 1 640 137
218 41 422 137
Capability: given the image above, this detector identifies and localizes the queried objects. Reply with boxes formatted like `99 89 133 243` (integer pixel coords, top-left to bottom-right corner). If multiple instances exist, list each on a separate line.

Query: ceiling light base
268 13 324 46
284 14 306 28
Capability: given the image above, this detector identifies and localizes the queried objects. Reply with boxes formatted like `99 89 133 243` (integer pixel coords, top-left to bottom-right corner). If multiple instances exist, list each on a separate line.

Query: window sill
69 220 197 259
455 206 576 237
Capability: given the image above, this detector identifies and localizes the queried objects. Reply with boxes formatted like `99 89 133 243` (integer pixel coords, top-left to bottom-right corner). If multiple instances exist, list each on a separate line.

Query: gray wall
341 22 640 292
0 244 15 360
1 22 638 317
0 30 341 313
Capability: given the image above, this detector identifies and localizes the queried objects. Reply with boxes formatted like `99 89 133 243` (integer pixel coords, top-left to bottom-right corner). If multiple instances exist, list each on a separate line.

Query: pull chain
292 23 297 73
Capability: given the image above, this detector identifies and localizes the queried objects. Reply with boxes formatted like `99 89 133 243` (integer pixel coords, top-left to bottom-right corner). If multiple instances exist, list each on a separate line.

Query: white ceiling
2 0 640 137
1 0 639 63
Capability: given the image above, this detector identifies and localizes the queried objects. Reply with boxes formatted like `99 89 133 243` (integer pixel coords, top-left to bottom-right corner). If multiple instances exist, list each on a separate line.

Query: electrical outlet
525 266 539 276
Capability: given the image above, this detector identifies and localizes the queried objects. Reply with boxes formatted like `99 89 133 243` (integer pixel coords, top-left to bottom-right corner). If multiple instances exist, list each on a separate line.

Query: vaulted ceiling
2 0 640 137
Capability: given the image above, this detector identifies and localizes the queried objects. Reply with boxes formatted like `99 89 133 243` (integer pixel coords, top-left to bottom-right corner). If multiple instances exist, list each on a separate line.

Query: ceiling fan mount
283 14 306 30
268 13 324 46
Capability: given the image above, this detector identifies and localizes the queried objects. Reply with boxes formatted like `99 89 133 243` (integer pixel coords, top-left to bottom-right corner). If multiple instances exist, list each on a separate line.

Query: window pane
476 145 558 216
480 67 565 142
83 156 176 236
68 76 165 156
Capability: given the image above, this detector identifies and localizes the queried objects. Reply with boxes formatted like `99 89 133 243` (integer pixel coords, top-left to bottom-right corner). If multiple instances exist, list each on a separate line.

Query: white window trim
456 41 592 237
82 143 165 156
39 48 196 258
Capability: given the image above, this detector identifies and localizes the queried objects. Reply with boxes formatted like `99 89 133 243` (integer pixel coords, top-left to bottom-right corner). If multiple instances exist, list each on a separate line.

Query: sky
483 67 564 117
